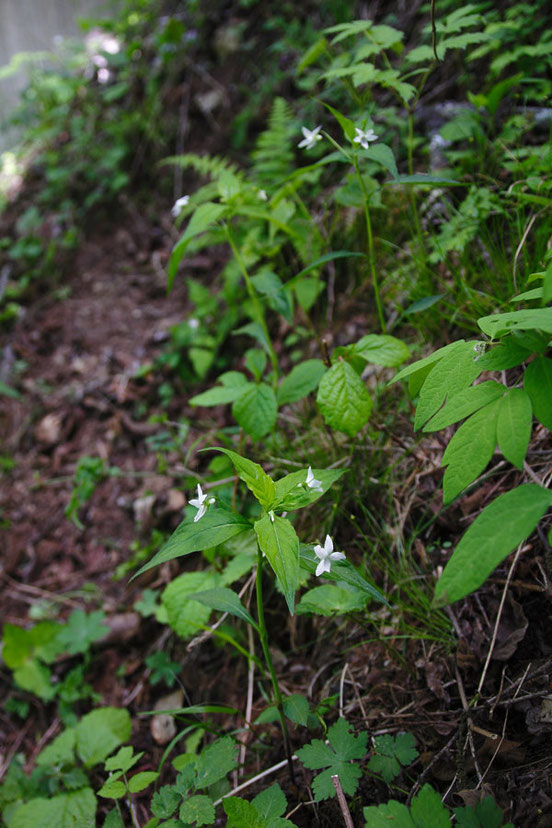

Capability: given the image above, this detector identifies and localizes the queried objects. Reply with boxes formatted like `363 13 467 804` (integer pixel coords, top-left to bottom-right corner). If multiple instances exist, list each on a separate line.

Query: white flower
188 317 200 330
298 126 322 150
189 484 208 522
313 535 346 577
258 189 268 201
353 127 378 150
171 195 190 217
306 466 323 493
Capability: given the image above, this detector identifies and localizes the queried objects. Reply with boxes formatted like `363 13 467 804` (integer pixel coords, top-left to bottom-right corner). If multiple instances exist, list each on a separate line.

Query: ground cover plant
1 0 552 825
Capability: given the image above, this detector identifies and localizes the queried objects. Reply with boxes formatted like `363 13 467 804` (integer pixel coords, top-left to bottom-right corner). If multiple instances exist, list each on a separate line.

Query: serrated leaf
454 794 513 828
223 797 263 828
277 360 327 406
367 752 401 783
297 718 367 800
282 694 309 726
133 509 252 577
434 484 552 606
410 783 451 827
105 746 141 774
169 203 227 290
496 388 532 469
232 383 278 441
272 467 346 511
179 794 215 826
210 448 275 507
10 788 97 828
415 341 483 430
252 783 287 820
255 514 299 614
352 334 410 367
524 357 552 431
394 733 419 766
76 708 131 768
317 360 373 437
424 381 506 432
442 400 500 504
97 779 127 799
56 610 108 655
189 587 257 628
194 736 237 789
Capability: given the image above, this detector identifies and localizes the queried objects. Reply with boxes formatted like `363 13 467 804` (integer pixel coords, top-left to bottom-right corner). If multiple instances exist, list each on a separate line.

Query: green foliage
295 717 368 800
367 733 419 783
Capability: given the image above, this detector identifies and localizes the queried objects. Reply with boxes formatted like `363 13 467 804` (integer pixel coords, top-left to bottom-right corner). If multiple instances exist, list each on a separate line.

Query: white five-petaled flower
298 125 322 150
313 535 346 577
353 127 378 149
171 195 190 217
189 484 208 522
258 189 268 201
306 466 323 493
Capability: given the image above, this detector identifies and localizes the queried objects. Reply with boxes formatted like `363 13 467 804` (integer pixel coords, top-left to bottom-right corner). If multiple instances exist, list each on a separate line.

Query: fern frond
251 97 296 189
162 152 245 184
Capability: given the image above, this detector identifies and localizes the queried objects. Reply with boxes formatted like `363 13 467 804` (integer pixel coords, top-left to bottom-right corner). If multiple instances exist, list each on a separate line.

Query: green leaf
294 276 325 311
272 467 346 511
251 270 293 323
128 772 159 793
179 795 215 827
189 587 258 628
367 732 418 783
323 102 356 141
414 341 483 430
252 783 287 820
189 382 247 406
297 584 369 616
75 708 131 768
13 660 57 701
442 400 500 504
105 746 141 774
524 357 552 431
245 349 268 382
299 546 387 604
56 610 108 655
282 694 309 726
296 718 368 801
473 341 531 372
434 484 552 606
277 360 327 406
210 448 275 508
232 383 278 441
36 727 76 768
97 779 127 799
363 783 450 827
194 736 238 789
224 797 263 828
496 388 532 469
162 571 219 639
289 251 365 283
478 308 552 338
10 788 97 828
317 360 373 437
454 795 513 828
254 514 299 614
352 334 410 367
360 143 399 179
424 381 506 431
168 203 227 290
0 379 20 399
133 509 252 577
390 340 466 386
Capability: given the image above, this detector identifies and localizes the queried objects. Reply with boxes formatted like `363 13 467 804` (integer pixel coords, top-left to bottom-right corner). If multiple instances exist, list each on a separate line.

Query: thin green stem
255 548 295 782
225 223 279 386
354 157 386 333
406 111 426 260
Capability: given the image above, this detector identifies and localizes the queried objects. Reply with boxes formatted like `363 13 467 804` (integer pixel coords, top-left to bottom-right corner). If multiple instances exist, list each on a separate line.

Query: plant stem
354 157 386 333
255 547 295 783
225 223 279 386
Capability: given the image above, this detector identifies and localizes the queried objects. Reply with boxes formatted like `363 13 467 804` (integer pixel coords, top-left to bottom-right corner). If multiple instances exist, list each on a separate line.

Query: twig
331 775 355 828
238 619 256 777
0 720 32 782
455 664 483 785
407 731 457 805
476 543 525 698
213 756 298 806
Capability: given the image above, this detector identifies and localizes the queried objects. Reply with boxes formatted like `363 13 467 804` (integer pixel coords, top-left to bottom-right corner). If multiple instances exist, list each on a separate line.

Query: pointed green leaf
76 708 131 768
434 484 552 606
424 381 505 431
133 509 252 578
352 334 410 367
524 357 552 431
296 584 369 616
390 340 466 385
442 400 500 504
478 308 552 338
252 783 287 820
189 587 258 629
497 388 532 469
283 694 310 726
232 383 277 441
360 143 399 179
277 360 327 406
189 383 247 406
255 514 299 614
299 546 387 604
316 360 373 437
272 467 346 511
472 340 531 371
179 795 215 826
415 341 483 430
128 772 159 794
168 203 227 290
210 448 275 507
